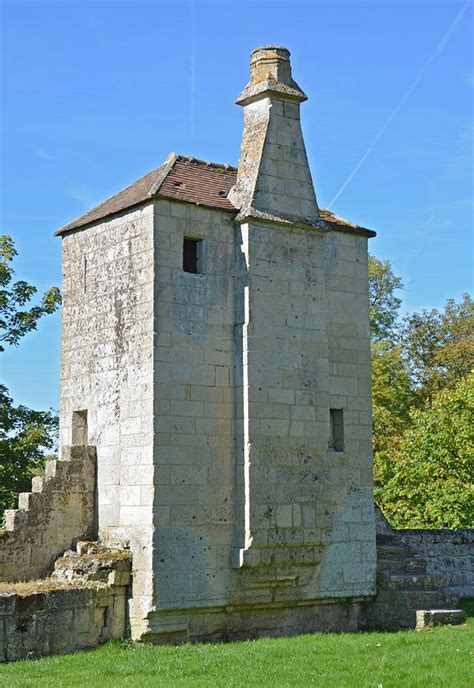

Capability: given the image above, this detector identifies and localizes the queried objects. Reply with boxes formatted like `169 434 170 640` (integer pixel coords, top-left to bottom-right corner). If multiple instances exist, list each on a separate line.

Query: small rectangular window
329 409 344 452
183 237 202 274
72 409 88 445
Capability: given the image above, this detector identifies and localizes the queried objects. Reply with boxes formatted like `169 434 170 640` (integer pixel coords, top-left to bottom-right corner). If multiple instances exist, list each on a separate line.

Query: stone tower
56 46 377 641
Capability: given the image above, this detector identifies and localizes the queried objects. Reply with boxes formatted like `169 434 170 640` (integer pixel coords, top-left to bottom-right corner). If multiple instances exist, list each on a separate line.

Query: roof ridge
147 152 179 197
175 154 238 172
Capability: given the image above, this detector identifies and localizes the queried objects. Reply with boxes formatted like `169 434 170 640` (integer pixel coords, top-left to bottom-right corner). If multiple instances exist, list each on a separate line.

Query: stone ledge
416 609 466 630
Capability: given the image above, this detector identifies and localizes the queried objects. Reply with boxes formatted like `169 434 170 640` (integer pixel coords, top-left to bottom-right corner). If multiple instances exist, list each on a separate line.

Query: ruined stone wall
0 446 95 581
0 586 126 662
402 529 474 601
323 230 376 594
0 545 131 662
375 509 474 604
59 205 155 636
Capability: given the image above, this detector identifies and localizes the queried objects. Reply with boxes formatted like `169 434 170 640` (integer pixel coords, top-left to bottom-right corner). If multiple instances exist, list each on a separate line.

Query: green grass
1 620 472 688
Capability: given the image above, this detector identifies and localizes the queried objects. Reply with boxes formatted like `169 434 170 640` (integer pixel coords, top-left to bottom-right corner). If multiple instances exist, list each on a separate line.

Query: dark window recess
72 409 88 445
183 237 202 274
329 409 344 452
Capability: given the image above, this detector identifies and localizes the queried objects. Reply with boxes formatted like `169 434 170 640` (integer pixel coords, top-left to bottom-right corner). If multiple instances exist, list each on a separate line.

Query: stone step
377 573 445 591
376 533 409 546
17 492 39 510
377 544 414 558
3 509 28 532
45 459 58 479
397 590 446 609
377 557 427 575
31 476 45 493
416 609 466 630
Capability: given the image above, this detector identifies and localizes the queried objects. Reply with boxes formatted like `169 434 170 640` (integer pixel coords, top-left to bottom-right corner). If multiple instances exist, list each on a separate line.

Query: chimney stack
229 46 321 228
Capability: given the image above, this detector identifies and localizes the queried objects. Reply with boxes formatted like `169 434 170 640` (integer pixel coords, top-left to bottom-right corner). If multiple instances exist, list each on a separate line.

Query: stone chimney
229 46 321 228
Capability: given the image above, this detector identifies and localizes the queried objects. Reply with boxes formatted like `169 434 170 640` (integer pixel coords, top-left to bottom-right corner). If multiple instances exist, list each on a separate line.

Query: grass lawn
0 618 472 688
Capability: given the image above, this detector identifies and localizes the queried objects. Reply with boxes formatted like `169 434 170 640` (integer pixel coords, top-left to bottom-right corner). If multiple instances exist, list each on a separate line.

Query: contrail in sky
327 0 472 209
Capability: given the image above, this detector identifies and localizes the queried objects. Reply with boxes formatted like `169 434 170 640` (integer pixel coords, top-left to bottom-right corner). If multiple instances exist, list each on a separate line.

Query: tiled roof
55 154 375 237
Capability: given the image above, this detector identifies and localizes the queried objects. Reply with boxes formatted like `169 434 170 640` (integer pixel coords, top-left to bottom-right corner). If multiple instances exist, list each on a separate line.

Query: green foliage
371 341 412 456
368 255 403 342
0 234 61 351
0 235 61 512
369 255 473 528
375 375 474 529
401 293 473 403
1 625 473 688
0 384 58 513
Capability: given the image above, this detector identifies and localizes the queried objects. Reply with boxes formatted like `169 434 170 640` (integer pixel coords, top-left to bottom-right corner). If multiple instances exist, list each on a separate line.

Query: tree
401 294 473 404
0 235 60 351
0 385 58 512
375 374 474 529
368 256 472 528
371 341 412 456
368 256 403 343
0 235 61 513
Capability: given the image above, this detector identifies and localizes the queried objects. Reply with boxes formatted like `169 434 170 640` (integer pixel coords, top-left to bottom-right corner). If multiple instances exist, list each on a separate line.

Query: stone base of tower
139 597 368 644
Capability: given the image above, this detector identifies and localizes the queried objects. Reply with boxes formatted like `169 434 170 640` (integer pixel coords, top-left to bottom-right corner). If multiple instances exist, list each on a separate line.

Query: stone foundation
144 598 363 643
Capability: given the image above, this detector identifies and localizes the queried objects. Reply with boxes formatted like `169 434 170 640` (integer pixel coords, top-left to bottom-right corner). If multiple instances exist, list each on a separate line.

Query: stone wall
361 508 474 630
151 198 237 620
0 446 96 581
0 544 131 662
59 205 156 637
0 587 123 662
387 527 474 603
375 508 474 602
146 195 376 641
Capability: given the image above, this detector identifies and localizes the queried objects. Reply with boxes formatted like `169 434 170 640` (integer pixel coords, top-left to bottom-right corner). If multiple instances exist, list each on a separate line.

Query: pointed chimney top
236 45 307 106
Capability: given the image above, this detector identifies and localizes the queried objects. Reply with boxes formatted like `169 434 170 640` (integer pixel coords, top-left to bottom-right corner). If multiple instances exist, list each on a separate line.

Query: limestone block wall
375 508 474 603
151 198 237 614
403 530 474 601
59 205 155 635
147 206 376 640
0 587 125 662
323 230 376 594
0 545 131 662
0 446 96 581
233 222 375 602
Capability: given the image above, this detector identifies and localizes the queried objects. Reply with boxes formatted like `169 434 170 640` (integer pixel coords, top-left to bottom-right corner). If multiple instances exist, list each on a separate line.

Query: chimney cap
236 45 307 106
250 45 290 55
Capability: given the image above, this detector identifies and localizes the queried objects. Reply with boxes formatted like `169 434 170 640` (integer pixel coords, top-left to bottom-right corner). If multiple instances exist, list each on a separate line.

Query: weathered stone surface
229 47 322 228
54 46 377 641
361 508 474 630
0 446 96 581
0 545 131 662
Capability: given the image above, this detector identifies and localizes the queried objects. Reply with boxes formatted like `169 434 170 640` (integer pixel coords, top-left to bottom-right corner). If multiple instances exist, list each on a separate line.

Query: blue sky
1 0 472 411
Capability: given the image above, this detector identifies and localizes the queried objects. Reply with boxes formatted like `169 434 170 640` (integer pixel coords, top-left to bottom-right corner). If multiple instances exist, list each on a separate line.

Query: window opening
183 237 202 274
329 409 344 452
72 410 88 445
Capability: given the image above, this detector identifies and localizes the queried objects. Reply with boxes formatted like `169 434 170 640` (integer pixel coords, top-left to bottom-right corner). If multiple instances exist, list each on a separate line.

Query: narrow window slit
329 409 344 452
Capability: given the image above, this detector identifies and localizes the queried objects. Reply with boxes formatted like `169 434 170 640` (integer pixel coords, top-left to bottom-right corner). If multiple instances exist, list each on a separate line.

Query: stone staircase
361 532 454 630
0 446 96 582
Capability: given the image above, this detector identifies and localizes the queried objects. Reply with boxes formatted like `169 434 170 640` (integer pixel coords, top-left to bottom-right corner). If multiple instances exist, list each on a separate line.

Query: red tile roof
55 154 375 237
